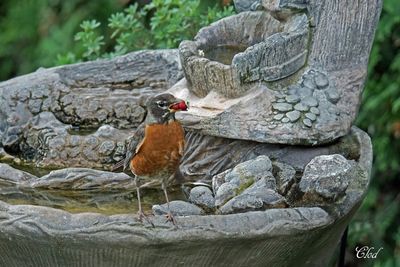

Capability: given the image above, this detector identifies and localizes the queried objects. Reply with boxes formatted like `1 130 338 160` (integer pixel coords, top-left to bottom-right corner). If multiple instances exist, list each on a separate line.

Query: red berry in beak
170 100 188 111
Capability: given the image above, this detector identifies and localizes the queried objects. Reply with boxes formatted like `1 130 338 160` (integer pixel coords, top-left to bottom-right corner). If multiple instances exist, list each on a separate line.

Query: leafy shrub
56 0 235 64
0 0 125 81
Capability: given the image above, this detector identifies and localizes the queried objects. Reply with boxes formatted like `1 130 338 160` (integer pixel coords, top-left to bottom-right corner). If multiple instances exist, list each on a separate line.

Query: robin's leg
162 181 177 225
134 176 154 227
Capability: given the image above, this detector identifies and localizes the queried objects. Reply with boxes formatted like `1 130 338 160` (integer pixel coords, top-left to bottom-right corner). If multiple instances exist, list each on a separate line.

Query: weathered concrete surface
172 0 382 145
179 11 308 98
0 50 182 168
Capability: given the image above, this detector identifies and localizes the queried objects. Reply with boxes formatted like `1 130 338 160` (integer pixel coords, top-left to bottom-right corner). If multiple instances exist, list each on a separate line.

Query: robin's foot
165 211 177 225
137 211 155 227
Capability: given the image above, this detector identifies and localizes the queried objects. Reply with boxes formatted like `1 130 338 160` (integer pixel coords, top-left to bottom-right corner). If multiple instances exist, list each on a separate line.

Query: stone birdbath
0 0 382 266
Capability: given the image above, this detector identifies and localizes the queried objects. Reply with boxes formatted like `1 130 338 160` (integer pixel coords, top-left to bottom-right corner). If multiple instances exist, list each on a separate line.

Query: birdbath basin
179 11 309 98
0 126 372 266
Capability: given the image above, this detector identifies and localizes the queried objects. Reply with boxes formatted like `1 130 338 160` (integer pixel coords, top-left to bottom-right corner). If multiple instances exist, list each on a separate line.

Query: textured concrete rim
0 127 371 246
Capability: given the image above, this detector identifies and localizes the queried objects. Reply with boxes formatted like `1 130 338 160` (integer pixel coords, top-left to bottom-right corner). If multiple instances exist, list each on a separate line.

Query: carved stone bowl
178 11 309 98
0 127 372 266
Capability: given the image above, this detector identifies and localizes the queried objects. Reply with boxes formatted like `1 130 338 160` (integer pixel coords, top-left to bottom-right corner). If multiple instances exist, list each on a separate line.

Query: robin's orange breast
130 120 185 177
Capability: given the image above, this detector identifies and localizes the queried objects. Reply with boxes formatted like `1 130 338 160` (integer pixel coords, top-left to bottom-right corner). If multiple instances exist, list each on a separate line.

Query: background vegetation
0 0 398 266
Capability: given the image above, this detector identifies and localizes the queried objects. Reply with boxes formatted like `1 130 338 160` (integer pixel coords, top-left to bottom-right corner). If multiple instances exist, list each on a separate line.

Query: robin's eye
157 101 167 108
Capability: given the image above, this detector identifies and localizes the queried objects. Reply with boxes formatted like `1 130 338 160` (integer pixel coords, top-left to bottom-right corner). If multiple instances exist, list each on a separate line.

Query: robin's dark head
146 93 188 124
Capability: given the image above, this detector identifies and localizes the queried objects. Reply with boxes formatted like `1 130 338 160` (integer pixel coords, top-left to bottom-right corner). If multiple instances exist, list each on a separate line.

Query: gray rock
233 0 260 12
273 162 296 195
211 169 230 194
189 186 215 210
98 141 116 156
302 78 316 89
303 118 313 128
282 117 290 123
273 103 293 112
286 110 301 122
274 114 284 120
299 155 352 201
96 125 115 138
315 73 329 89
152 200 204 216
3 126 23 146
310 107 320 115
250 0 263 11
297 87 314 98
301 97 318 107
30 168 134 190
84 136 99 147
305 113 317 121
225 156 272 183
219 186 286 214
285 95 300 103
219 194 264 214
294 102 309 112
28 99 42 114
287 85 299 95
0 163 37 184
215 182 237 207
241 176 277 194
214 155 273 206
325 89 340 104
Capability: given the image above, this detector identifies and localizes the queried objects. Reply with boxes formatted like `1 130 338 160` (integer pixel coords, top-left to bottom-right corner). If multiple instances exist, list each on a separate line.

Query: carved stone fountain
0 0 382 266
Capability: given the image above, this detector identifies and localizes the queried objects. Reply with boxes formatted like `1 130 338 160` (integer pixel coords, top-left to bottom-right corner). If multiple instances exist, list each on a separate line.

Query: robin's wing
111 123 146 171
123 122 146 171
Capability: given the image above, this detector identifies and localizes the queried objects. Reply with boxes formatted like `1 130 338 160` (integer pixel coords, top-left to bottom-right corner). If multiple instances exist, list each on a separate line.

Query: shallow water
0 185 186 215
67 126 99 136
0 164 186 215
204 45 248 65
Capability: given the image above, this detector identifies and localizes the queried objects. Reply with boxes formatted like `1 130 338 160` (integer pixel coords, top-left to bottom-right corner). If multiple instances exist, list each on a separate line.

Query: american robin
113 93 188 224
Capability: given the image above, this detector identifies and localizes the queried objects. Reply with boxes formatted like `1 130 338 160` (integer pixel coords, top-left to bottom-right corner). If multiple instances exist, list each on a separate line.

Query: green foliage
56 1 234 63
74 20 105 60
0 0 125 81
349 0 400 265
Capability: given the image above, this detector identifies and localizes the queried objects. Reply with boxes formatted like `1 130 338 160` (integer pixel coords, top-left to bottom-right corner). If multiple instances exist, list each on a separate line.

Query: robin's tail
111 159 124 171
